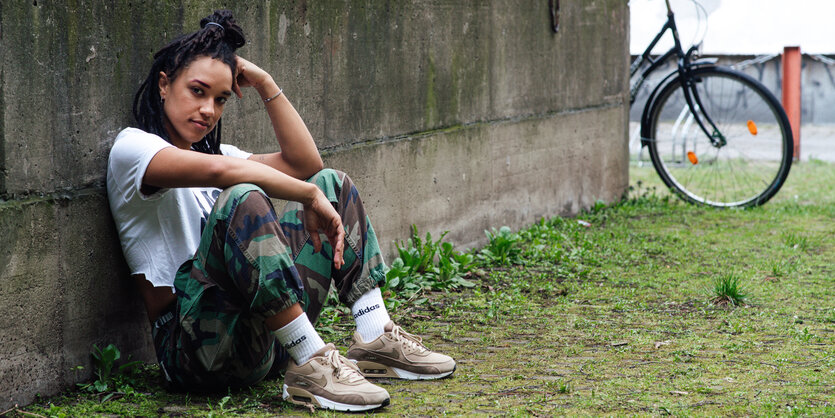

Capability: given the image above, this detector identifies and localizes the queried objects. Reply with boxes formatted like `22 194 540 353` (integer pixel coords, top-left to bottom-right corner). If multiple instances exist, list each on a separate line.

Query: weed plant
381 225 476 310
710 273 748 307
478 226 524 266
76 344 142 398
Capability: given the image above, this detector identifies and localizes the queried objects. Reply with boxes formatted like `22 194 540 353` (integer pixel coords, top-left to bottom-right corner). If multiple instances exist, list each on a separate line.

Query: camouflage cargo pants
152 169 387 391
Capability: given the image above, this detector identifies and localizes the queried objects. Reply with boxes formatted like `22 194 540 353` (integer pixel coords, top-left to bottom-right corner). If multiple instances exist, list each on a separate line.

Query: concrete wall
0 0 629 408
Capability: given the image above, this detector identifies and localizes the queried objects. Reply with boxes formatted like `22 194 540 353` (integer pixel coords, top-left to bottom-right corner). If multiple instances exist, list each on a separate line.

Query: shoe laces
390 325 428 353
325 349 365 383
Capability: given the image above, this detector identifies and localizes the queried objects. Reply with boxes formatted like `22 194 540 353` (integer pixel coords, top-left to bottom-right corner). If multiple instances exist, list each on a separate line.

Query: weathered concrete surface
325 106 628 251
0 0 629 408
0 193 151 407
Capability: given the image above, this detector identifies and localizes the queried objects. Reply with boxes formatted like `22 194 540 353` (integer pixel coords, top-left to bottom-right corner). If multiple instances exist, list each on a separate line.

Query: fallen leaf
670 390 689 396
654 340 672 349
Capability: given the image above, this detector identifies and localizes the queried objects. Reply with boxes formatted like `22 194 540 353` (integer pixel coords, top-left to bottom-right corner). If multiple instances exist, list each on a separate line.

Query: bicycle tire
644 66 793 208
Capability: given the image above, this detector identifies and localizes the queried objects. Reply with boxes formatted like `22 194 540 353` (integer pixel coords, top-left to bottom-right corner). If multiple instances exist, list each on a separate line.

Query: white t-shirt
106 127 252 288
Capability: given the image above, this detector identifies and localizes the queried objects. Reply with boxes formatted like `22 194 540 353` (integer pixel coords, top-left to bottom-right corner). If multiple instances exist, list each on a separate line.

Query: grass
11 159 835 416
710 273 747 307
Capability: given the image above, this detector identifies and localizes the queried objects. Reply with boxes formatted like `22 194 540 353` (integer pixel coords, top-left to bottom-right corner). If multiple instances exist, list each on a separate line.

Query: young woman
107 10 454 412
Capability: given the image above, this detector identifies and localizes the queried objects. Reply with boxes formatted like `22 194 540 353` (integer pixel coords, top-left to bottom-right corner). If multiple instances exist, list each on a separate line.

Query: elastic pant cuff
342 270 387 307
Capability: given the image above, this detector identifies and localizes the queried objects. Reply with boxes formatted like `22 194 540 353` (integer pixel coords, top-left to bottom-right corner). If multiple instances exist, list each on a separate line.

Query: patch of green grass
782 232 811 251
710 272 748 307
769 256 799 278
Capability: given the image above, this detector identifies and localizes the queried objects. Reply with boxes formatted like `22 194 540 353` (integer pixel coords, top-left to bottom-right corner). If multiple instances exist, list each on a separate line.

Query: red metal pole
782 46 801 161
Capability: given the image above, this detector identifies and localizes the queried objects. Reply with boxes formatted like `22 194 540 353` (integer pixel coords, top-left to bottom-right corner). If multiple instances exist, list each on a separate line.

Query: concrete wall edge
321 99 626 156
0 186 103 209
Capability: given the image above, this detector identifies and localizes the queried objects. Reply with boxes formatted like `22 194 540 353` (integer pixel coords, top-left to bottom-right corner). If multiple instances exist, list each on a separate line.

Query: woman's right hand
232 56 273 98
303 190 345 269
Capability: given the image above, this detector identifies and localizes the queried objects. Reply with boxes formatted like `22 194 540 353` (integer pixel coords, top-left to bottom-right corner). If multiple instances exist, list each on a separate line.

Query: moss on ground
9 160 835 416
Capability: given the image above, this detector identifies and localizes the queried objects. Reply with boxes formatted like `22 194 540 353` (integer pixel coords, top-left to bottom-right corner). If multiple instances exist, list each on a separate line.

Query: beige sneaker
346 321 456 380
282 343 390 412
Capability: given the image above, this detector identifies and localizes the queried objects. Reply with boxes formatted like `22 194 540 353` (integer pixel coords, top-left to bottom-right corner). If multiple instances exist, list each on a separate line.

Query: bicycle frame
630 0 725 148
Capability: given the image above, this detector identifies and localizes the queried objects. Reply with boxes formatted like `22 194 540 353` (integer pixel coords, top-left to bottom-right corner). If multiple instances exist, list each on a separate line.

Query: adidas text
353 304 380 319
284 335 307 350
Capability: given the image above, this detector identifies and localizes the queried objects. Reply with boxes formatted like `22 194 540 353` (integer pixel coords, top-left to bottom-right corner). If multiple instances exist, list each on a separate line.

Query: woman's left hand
303 190 345 269
232 56 272 98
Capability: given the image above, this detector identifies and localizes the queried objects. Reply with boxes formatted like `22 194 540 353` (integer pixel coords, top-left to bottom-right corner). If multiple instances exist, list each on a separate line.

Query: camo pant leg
155 183 304 391
279 168 388 324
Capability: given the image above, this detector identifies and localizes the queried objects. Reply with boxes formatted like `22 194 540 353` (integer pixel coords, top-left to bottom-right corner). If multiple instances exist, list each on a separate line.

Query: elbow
311 158 325 174
293 155 324 179
301 158 325 180
205 158 233 187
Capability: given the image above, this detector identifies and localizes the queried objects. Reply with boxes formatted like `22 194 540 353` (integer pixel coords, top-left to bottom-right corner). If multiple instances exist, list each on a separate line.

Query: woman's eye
217 97 227 105
191 87 203 95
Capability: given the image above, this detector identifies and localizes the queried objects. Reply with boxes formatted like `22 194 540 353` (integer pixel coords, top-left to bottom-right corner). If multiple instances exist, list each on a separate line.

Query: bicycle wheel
645 66 792 208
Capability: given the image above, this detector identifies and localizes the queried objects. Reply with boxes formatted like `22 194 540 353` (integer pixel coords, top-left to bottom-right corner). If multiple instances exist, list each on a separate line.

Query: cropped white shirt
106 127 251 287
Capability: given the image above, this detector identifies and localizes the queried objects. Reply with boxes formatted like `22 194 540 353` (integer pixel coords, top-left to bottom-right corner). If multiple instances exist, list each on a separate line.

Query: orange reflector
687 151 698 165
747 120 758 135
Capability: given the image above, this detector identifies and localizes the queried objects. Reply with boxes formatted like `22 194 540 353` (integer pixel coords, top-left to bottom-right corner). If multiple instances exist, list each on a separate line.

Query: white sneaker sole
353 360 456 380
282 384 388 412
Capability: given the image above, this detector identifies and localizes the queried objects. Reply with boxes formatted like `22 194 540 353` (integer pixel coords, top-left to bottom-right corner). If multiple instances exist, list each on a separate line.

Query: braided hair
133 10 246 154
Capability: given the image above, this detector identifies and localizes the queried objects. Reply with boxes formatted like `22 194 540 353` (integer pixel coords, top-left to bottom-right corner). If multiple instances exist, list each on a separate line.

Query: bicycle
630 0 793 208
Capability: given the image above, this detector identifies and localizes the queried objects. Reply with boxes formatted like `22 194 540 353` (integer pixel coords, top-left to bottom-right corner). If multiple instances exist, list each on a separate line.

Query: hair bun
200 10 245 50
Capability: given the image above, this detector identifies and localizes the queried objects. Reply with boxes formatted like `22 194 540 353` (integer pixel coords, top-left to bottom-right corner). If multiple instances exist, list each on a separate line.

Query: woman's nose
199 99 215 118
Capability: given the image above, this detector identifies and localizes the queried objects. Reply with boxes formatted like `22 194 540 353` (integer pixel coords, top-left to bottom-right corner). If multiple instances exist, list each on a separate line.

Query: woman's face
158 56 233 149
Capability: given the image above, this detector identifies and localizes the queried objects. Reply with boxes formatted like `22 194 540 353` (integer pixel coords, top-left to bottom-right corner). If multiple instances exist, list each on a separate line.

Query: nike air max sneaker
283 344 390 411
346 321 456 380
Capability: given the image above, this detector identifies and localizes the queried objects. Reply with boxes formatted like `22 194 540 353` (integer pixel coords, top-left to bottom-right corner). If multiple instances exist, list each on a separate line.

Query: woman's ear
158 71 169 101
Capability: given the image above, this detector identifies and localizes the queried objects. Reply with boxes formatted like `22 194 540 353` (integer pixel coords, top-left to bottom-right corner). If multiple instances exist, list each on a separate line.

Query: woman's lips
191 120 209 130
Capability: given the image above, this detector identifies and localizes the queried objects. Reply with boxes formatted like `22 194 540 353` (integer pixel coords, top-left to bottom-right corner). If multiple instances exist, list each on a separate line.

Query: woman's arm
146 147 318 203
133 274 176 322
144 148 345 268
234 56 323 180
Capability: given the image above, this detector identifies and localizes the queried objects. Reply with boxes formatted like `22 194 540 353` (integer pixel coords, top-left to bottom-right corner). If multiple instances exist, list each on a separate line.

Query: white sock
351 287 391 343
273 313 326 364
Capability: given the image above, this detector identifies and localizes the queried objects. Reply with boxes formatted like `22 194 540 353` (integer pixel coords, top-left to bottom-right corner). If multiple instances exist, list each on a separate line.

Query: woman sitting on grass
106 10 454 412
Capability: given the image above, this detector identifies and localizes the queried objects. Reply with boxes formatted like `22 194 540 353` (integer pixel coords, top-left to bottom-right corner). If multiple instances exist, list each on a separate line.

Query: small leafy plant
77 344 143 395
382 225 476 310
478 226 523 266
207 395 232 418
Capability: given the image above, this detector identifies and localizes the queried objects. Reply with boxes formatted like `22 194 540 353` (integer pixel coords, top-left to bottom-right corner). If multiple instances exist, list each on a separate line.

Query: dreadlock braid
133 10 245 154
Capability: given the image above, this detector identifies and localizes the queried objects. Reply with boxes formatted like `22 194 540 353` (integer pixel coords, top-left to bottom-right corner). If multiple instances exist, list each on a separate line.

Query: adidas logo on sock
284 335 307 350
353 304 380 319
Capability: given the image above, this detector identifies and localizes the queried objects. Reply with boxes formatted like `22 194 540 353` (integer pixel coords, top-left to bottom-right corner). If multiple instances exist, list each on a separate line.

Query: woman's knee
211 183 276 224
308 168 354 201
308 168 345 186
221 183 267 200
216 183 267 208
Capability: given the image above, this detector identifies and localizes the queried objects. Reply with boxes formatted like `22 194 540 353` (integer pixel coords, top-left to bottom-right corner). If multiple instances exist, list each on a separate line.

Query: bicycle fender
639 62 717 146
